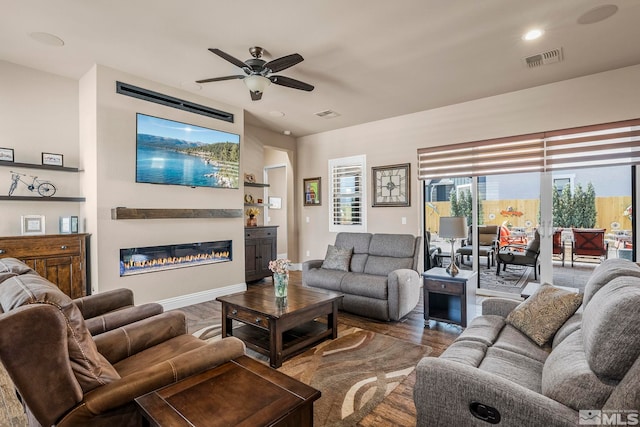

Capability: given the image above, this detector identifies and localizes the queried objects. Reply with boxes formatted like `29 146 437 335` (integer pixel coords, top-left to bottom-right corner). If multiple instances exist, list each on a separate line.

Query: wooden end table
135 355 320 427
422 267 477 328
216 285 343 368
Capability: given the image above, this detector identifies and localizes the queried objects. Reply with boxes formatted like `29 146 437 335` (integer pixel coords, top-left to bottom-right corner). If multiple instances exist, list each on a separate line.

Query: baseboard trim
157 283 247 311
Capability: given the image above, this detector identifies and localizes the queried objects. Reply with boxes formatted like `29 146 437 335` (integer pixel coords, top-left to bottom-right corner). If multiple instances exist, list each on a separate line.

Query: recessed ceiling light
269 111 285 117
283 130 291 136
522 29 544 41
29 32 64 47
577 4 618 25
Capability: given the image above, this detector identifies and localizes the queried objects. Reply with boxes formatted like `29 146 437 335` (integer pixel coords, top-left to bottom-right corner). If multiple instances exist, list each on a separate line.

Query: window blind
417 118 640 180
329 156 366 232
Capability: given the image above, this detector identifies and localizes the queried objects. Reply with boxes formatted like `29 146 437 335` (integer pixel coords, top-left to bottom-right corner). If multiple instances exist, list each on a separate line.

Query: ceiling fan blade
269 75 314 92
208 48 248 69
196 75 245 84
250 90 263 101
264 53 304 73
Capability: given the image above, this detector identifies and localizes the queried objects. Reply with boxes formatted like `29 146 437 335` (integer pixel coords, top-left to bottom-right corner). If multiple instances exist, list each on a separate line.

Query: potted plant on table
268 258 291 298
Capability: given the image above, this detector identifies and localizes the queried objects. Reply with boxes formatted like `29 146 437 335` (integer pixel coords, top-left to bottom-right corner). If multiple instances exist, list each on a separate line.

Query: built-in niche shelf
0 196 86 202
0 161 80 173
111 207 243 220
244 182 270 188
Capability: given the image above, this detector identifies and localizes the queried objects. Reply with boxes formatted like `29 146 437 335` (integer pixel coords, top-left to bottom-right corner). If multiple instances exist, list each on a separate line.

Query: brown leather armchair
1 257 163 335
571 228 608 267
0 260 245 427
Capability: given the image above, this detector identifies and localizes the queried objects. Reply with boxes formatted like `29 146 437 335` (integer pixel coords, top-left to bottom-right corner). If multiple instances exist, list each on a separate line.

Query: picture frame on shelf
269 196 282 209
244 173 256 183
21 215 45 235
303 177 321 206
59 216 72 233
372 163 411 207
42 152 63 167
70 216 79 233
0 147 14 162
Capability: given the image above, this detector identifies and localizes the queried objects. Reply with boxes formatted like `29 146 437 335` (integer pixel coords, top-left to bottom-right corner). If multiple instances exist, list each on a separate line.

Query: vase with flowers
245 207 260 227
268 258 290 298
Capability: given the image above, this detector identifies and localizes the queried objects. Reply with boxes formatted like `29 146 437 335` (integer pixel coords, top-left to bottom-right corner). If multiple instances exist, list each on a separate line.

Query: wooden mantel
111 207 243 220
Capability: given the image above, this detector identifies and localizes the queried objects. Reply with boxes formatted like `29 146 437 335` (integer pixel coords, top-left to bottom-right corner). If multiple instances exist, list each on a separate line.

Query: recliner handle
470 402 501 424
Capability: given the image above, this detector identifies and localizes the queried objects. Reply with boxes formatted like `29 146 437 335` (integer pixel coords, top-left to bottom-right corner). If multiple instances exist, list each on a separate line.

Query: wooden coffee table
216 285 343 368
135 355 320 427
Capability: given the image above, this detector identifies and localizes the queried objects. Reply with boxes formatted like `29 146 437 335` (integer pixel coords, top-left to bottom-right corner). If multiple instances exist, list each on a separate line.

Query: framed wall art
372 163 411 207
42 152 63 167
21 215 46 235
303 177 321 206
0 147 14 162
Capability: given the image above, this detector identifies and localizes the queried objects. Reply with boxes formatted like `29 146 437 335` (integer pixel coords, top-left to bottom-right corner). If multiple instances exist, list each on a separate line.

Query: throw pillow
506 283 583 346
321 245 353 271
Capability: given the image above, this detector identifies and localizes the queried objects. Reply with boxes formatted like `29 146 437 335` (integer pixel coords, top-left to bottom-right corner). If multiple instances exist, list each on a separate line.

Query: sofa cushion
0 257 35 286
363 255 413 276
478 347 544 393
506 283 583 346
493 324 551 363
455 315 505 346
0 274 120 393
542 330 614 411
368 234 416 258
582 276 640 381
440 340 488 367
321 245 353 271
303 268 347 292
340 273 388 299
551 309 582 348
582 258 640 307
335 232 372 273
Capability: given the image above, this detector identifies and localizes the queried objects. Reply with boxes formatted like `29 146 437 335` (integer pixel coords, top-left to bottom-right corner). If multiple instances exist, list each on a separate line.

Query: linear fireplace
120 240 232 276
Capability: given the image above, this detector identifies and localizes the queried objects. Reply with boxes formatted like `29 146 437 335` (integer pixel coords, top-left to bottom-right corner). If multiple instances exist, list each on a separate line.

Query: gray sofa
414 258 640 427
302 232 421 321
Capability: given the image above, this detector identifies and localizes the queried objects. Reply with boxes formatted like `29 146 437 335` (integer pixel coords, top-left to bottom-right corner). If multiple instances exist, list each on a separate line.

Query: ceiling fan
196 47 315 101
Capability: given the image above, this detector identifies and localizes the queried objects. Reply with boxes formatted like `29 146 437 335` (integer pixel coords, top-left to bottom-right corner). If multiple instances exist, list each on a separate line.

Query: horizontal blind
417 133 544 179
329 157 365 231
417 118 640 180
544 118 640 171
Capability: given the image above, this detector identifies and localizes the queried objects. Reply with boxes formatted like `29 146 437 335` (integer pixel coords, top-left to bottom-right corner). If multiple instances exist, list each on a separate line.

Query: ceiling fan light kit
197 46 314 101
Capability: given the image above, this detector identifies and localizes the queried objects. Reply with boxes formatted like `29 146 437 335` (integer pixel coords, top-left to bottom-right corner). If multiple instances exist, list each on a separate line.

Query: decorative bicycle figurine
8 171 56 197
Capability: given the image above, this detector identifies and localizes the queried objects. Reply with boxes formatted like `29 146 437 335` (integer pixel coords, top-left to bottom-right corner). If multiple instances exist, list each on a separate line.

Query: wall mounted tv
136 113 240 189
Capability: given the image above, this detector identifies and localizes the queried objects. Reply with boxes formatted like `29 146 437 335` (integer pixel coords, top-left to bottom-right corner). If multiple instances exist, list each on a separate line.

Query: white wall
0 61 80 236
81 65 245 303
296 64 640 263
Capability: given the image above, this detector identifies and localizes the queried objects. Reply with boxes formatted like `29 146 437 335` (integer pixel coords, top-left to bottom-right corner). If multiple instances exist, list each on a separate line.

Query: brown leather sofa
0 257 163 335
0 257 245 427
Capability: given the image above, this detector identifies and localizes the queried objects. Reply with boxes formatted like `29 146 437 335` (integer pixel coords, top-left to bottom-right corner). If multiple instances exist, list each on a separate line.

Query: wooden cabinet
422 267 476 327
244 226 277 282
0 234 90 298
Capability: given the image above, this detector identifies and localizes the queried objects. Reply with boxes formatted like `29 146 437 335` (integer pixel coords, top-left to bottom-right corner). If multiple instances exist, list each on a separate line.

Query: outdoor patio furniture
457 225 499 268
552 228 565 267
571 228 608 267
496 230 541 280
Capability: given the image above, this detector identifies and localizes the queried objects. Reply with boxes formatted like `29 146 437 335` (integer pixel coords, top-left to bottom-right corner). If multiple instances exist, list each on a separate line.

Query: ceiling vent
523 48 563 68
314 109 341 119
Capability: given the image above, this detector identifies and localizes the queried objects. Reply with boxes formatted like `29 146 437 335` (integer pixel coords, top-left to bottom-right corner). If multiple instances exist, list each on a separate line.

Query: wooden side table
422 267 477 327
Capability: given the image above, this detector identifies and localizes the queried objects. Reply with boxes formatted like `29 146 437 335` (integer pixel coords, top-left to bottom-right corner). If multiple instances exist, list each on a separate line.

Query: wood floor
178 271 462 427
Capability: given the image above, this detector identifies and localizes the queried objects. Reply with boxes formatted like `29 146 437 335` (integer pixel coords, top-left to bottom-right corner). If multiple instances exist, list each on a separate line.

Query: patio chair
552 228 565 267
424 230 442 270
496 229 541 280
571 228 608 267
457 225 499 268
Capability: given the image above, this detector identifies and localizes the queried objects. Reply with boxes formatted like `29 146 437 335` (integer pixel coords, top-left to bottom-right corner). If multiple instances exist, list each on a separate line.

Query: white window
329 155 366 232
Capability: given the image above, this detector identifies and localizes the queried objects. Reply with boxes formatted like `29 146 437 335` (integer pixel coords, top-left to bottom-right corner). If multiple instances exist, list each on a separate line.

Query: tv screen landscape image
136 113 240 189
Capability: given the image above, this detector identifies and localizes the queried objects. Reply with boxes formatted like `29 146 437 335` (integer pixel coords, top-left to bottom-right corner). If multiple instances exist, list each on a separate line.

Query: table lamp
439 216 468 276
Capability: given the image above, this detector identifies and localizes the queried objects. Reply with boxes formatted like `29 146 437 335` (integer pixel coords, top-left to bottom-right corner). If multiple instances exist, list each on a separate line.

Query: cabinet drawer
425 278 464 295
228 306 270 330
0 236 82 258
245 228 277 239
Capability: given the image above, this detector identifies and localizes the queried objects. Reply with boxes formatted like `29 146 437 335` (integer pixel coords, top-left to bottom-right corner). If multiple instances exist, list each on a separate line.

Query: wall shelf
0 161 80 173
244 203 269 207
244 182 270 188
0 196 86 202
111 207 243 220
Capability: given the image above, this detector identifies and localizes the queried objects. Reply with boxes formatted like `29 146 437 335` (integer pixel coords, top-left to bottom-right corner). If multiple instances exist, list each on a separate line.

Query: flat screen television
136 113 240 189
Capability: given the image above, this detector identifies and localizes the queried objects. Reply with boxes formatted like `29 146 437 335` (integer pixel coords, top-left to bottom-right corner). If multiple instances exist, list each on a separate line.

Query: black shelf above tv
0 161 80 172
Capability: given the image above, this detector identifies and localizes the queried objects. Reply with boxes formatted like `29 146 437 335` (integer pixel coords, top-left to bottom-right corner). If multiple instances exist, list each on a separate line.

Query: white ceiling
3 0 640 137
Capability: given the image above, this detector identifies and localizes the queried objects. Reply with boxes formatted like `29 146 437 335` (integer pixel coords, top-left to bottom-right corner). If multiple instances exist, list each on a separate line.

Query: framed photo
0 147 14 162
372 163 411 207
269 196 282 209
42 152 63 167
303 177 321 206
21 215 45 235
70 216 79 233
59 216 72 233
244 173 256 183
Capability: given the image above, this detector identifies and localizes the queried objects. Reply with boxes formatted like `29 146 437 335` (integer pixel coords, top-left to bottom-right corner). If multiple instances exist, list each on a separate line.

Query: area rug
278 327 431 427
457 263 533 294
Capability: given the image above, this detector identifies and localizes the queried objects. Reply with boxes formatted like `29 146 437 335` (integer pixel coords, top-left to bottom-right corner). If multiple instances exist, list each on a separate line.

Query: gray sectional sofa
414 258 640 427
302 232 421 321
